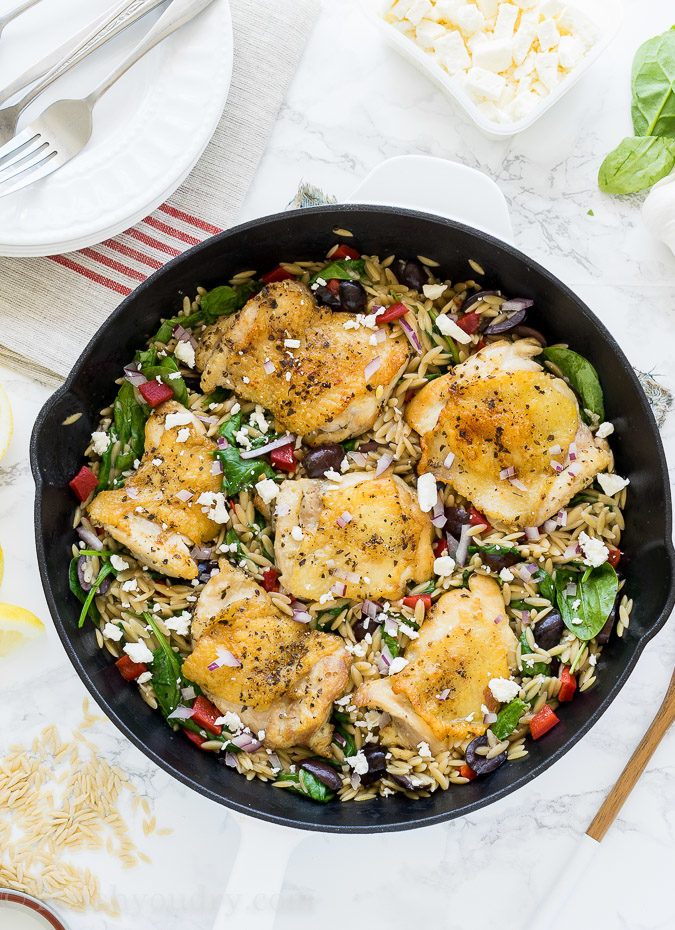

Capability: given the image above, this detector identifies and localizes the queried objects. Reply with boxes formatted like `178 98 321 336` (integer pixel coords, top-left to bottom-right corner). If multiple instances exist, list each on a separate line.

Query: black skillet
30 205 675 833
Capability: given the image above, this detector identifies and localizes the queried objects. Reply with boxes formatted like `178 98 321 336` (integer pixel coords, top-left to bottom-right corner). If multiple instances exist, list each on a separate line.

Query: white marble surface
1 0 675 927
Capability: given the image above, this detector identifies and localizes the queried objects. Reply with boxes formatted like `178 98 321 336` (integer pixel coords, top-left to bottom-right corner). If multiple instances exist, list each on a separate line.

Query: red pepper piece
433 538 448 558
606 545 621 569
184 729 207 749
376 302 409 325
115 654 147 681
475 338 487 351
558 666 577 702
455 312 481 334
69 465 99 502
530 704 559 740
460 763 477 781
262 568 279 592
270 443 296 473
331 244 360 261
190 695 223 735
469 506 491 530
139 379 174 408
326 278 341 295
402 594 431 611
262 266 295 284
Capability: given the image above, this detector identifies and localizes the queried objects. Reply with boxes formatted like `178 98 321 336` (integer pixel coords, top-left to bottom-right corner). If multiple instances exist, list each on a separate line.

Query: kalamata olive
462 289 500 312
301 758 344 792
393 259 428 292
355 440 381 453
302 443 345 478
533 611 564 651
479 549 522 572
444 506 471 539
512 325 547 346
484 307 528 335
359 744 387 785
390 772 418 791
314 285 341 310
77 555 112 594
548 655 561 677
352 614 378 642
338 280 367 313
465 735 508 776
197 559 220 583
596 598 619 644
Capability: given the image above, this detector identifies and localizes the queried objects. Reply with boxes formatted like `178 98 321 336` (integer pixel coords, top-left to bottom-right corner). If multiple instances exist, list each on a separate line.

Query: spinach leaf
201 387 229 408
144 611 181 718
69 557 101 626
491 698 528 741
113 380 148 472
275 770 335 803
468 543 521 558
224 527 244 563
315 605 345 631
535 567 556 603
555 563 618 641
333 721 357 757
519 632 547 677
540 346 604 423
428 308 460 364
309 258 366 284
77 560 116 628
153 281 262 343
381 629 399 659
215 411 276 495
598 136 675 194
631 27 675 138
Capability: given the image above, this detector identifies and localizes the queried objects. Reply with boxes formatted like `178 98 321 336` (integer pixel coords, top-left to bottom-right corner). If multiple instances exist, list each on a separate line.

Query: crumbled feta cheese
417 472 437 512
434 29 471 73
465 64 507 100
536 17 559 49
249 406 269 435
494 2 518 36
597 473 629 497
208 492 230 524
136 671 153 684
588 653 597 667
165 411 194 430
291 526 304 541
152 458 163 467
284 338 301 349
123 640 154 664
121 579 138 593
215 711 243 731
91 431 110 455
233 428 252 450
110 555 130 572
176 428 190 444
242 376 250 384
197 491 216 507
489 677 520 703
434 555 456 577
319 592 335 605
456 3 484 34
347 751 370 775
595 421 614 439
174 340 195 368
417 741 432 758
398 622 419 639
499 567 515 582
256 478 279 504
422 283 447 300
323 468 343 482
416 17 445 47
164 611 192 637
389 656 409 675
102 622 124 641
472 37 513 72
434 313 473 343
578 530 608 568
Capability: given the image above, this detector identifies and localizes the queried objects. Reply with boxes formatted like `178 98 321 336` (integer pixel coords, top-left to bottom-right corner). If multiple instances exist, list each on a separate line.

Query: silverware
0 0 217 199
0 0 43 40
0 0 167 147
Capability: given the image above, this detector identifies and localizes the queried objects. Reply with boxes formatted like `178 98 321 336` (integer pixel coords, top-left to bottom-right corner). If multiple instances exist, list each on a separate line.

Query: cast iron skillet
31 205 675 833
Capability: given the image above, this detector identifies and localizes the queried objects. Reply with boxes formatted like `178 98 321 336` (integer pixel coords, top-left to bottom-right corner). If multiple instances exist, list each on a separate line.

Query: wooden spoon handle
587 666 675 842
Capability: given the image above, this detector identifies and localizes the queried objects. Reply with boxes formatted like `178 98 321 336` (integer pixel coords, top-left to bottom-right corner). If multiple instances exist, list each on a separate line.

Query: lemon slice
0 382 12 461
0 604 44 658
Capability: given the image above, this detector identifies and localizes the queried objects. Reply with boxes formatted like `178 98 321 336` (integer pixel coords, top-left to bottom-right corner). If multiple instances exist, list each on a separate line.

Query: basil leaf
556 563 618 641
309 258 366 284
491 698 528 741
275 770 334 803
519 632 547 677
144 611 182 718
540 346 604 423
631 27 675 138
598 136 675 194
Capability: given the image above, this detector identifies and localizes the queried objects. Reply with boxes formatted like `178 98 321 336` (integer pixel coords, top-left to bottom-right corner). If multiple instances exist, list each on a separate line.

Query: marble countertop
1 0 674 927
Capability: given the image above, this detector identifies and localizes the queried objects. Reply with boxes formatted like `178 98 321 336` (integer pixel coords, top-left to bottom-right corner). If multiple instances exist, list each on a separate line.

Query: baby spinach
137 348 189 408
153 280 261 343
428 308 460 364
535 567 556 603
275 770 335 803
332 720 357 757
599 136 675 194
224 527 244 563
381 629 399 659
519 632 547 677
144 611 182 718
540 346 604 423
70 555 117 628
309 258 366 285
215 411 276 495
555 563 618 641
491 698 528 741
315 605 345 631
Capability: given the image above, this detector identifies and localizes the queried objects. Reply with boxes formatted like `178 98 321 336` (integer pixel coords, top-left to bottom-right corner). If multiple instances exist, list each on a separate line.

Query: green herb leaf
540 346 605 423
215 446 276 496
381 629 399 659
77 561 116 628
144 611 182 718
333 721 357 757
428 308 460 364
153 281 262 343
315 605 345 631
139 353 189 407
519 631 547 677
275 770 334 803
468 543 521 559
555 563 618 642
535 567 556 603
309 258 366 285
598 136 675 194
631 27 675 138
491 698 528 741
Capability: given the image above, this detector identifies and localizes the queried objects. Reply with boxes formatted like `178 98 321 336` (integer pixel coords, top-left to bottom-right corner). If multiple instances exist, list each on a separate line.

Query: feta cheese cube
472 37 514 72
256 477 279 504
578 531 609 568
597 473 630 497
415 18 445 46
435 313 473 342
429 0 465 23
558 34 584 69
174 340 195 369
455 3 484 34
434 555 456 577
557 8 597 48
512 23 536 65
494 3 519 37
417 472 438 512
534 51 560 90
539 0 562 16
489 677 520 703
512 0 537 8
124 640 154 665
476 0 498 22
402 0 433 26
595 421 614 439
537 18 560 50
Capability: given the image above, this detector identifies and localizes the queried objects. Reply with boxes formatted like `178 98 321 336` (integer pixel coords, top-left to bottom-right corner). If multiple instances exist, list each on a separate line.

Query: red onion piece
548 444 562 455
557 510 568 527
542 519 558 534
364 356 382 382
173 324 198 349
190 545 213 560
336 510 353 528
438 688 450 701
331 581 347 597
568 442 577 461
217 436 229 450
431 498 447 528
375 452 393 478
455 523 471 567
292 608 312 624
239 433 295 459
499 465 516 480
207 648 241 671
524 526 540 541
521 609 531 625
551 461 563 473
211 459 223 476
383 615 399 636
483 711 498 725
335 569 360 584
398 317 422 354
563 544 580 558
181 686 196 701
509 477 527 492
377 644 393 675
175 489 193 503
168 705 195 721
334 732 346 747
361 599 379 619
348 450 368 467
77 525 104 550
462 289 500 312
123 364 147 388
263 360 275 374
373 327 386 344
350 772 361 790
224 752 239 768
230 732 262 753
567 466 579 478
500 298 534 313
195 415 218 424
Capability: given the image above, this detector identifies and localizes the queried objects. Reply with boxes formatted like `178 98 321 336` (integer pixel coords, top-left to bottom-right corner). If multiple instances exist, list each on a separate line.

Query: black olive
465 735 507 776
300 759 344 793
484 308 528 335
352 613 379 642
390 772 418 791
444 506 471 539
533 611 564 651
338 280 367 313
480 550 522 572
359 744 387 785
596 598 619 644
393 259 428 292
314 285 341 310
302 443 345 478
512 325 547 346
355 440 381 453
548 655 561 677
462 289 500 312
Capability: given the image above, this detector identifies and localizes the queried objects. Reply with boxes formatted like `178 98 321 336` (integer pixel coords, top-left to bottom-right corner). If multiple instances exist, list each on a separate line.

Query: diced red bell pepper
190 695 222 736
326 278 341 295
530 704 559 740
184 729 208 749
607 545 622 569
139 379 174 408
115 654 147 682
460 763 477 781
69 465 99 502
376 302 409 325
402 594 431 611
558 667 577 703
262 567 279 592
331 243 360 261
475 338 487 351
455 311 481 334
262 266 295 284
469 506 491 530
270 443 296 473
433 538 448 558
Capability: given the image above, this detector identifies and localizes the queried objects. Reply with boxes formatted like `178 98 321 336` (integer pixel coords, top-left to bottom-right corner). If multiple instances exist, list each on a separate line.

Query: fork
0 0 217 199
0 0 43 40
0 0 167 147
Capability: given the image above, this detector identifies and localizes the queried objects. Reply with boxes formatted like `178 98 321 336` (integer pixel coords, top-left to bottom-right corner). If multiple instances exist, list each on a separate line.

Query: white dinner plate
0 0 232 257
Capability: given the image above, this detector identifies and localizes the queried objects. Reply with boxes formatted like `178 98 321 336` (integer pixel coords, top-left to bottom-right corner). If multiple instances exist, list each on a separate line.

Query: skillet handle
346 154 514 245
211 814 303 930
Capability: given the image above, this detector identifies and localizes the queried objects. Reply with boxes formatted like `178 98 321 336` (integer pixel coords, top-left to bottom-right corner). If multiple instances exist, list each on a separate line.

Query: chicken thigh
88 401 222 579
405 340 612 529
274 470 435 602
182 563 351 754
353 575 518 753
195 279 410 444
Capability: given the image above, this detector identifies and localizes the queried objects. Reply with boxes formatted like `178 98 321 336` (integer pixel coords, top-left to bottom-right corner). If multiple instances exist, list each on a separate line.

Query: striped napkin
0 0 319 385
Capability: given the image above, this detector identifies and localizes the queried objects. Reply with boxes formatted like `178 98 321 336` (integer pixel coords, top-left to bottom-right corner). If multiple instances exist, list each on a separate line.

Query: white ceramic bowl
365 0 623 137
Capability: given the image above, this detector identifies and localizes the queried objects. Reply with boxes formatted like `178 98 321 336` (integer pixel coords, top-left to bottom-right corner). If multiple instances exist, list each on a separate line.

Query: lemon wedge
0 604 44 658
0 382 12 461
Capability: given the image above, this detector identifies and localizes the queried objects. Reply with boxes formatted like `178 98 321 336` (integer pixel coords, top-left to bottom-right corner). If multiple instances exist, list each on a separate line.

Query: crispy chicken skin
182 564 351 754
195 279 410 444
405 340 612 529
274 470 435 602
88 401 221 579
353 575 518 752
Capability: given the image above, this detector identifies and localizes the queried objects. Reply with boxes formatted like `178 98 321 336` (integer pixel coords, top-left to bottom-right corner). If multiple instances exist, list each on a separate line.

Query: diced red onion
524 526 540 541
211 459 223 475
224 752 239 768
361 599 379 619
398 317 422 354
483 711 498 725
548 444 562 455
438 688 450 701
515 563 538 582
337 510 353 528
181 686 196 701
217 436 229 450
123 363 147 388
500 298 534 313
292 608 313 624
348 451 368 467
455 523 471 567
230 732 262 753
173 324 198 349
557 510 567 527
443 452 455 469
494 614 504 624
168 705 195 721
331 581 347 597
334 732 346 747
383 615 399 636
509 477 528 492
378 644 394 674
551 461 563 473
175 489 193 503
190 545 212 560
373 327 386 344
431 498 447 528
564 544 580 558
126 486 139 499
499 466 516 480
267 752 282 771
567 466 579 478
350 772 361 790
375 452 394 478
263 360 276 374
195 415 218 424
77 525 104 550
568 442 577 462
240 433 295 459
521 609 531 626
446 532 459 557
364 356 382 382
542 519 558 534
335 569 360 584
207 648 241 671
